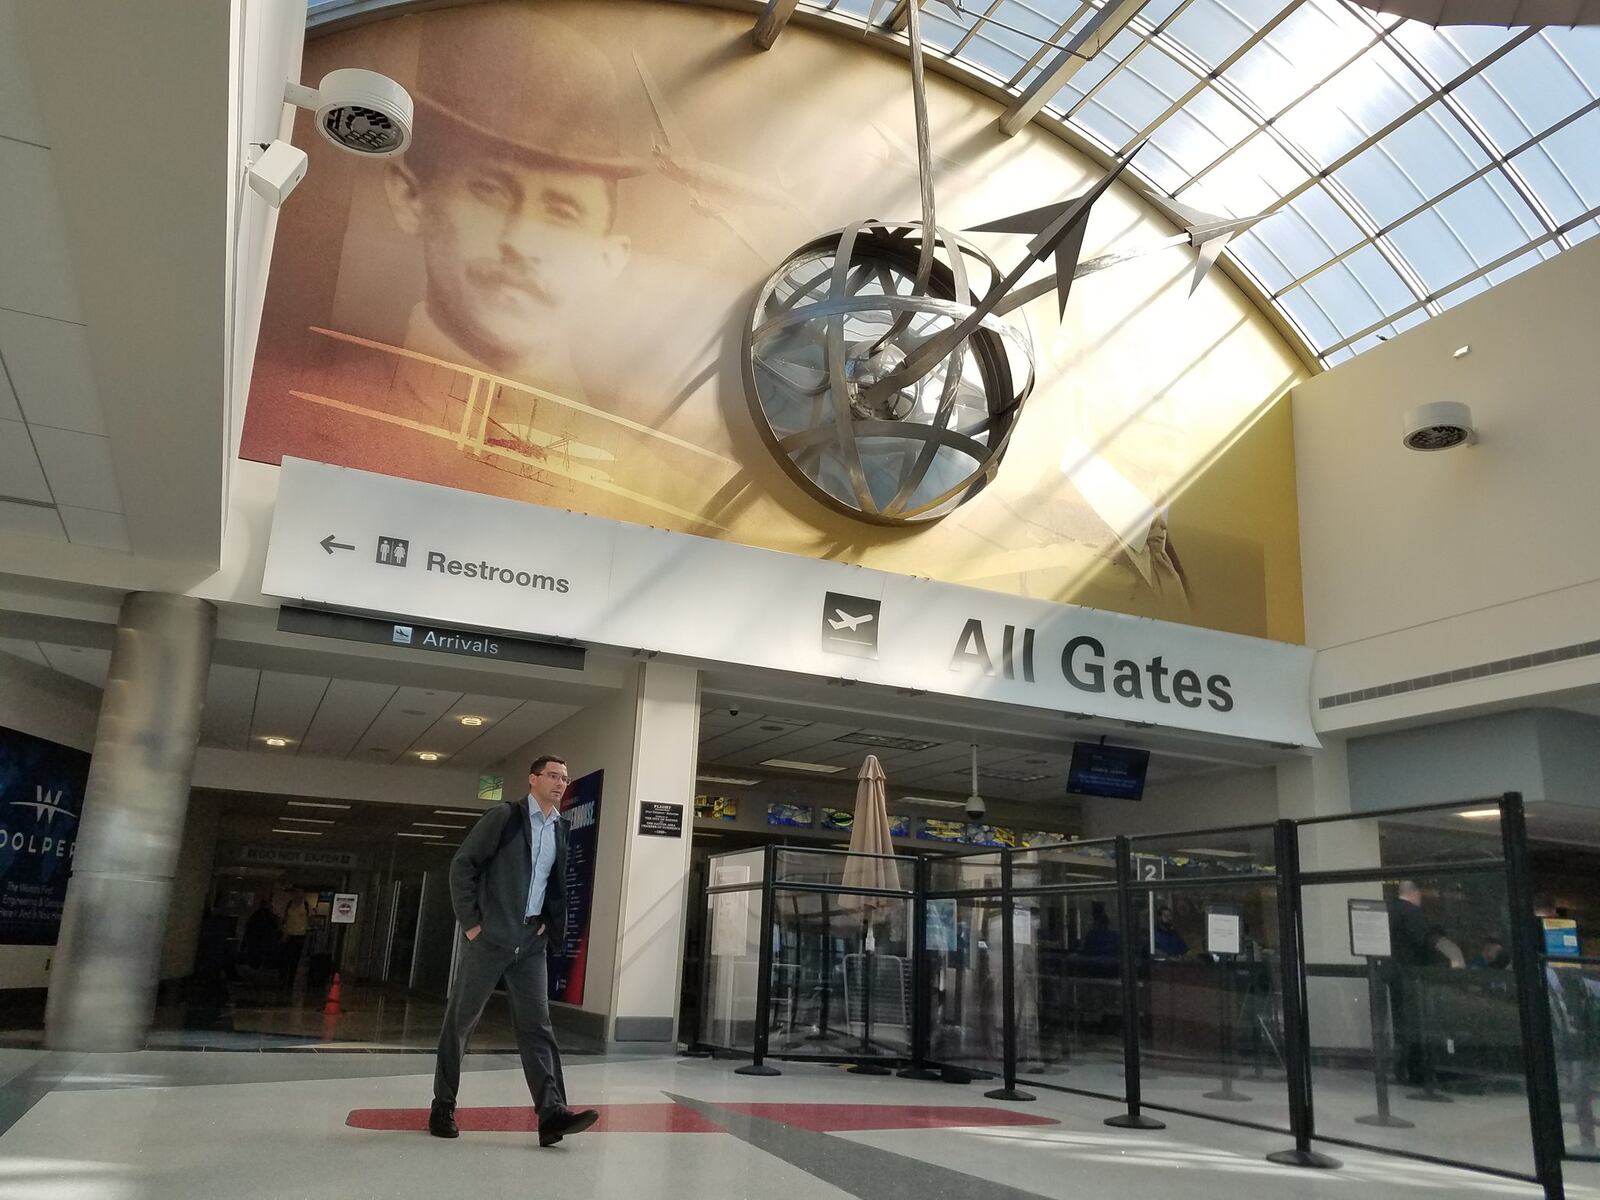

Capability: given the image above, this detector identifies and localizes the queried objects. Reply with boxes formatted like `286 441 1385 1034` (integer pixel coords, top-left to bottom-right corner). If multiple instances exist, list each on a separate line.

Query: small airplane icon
828 609 876 632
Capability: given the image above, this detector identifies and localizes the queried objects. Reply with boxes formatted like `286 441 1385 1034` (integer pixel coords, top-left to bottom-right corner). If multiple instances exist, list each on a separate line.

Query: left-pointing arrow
320 534 356 555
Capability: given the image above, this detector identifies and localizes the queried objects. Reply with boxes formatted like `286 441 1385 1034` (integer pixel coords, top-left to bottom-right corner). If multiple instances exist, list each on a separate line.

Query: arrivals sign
0 725 90 945
263 460 1318 745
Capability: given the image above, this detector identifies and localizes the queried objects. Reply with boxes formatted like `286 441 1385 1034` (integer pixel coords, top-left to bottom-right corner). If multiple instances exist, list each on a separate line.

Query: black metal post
806 888 835 1044
1355 957 1412 1127
736 844 781 1077
850 907 891 1075
1501 792 1567 1200
987 850 1034 1101
1106 835 1165 1130
1266 819 1341 1169
900 855 940 1080
682 855 717 1057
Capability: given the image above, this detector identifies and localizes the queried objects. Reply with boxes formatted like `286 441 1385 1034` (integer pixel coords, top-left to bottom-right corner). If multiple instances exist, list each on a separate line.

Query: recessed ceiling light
1458 808 1501 820
696 773 761 787
287 800 351 811
264 737 289 747
459 716 485 727
1175 847 1251 858
272 827 323 836
837 732 942 752
900 796 965 809
427 841 462 848
759 724 785 732
413 821 466 830
759 758 846 774
433 809 481 817
397 831 442 839
418 752 441 762
279 816 334 825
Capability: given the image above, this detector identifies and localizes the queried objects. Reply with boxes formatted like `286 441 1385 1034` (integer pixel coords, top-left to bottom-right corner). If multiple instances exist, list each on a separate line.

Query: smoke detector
1402 401 1476 452
286 69 413 158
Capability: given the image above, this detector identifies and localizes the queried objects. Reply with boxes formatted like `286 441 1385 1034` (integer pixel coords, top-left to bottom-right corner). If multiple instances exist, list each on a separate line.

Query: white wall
1080 765 1280 840
1295 238 1600 734
0 651 101 989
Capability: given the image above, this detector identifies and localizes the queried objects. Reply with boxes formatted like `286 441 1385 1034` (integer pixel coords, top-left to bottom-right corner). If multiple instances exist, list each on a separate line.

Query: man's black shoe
539 1106 599 1147
428 1100 459 1139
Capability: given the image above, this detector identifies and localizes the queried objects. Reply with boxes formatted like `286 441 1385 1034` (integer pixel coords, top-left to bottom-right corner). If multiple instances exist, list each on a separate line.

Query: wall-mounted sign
638 802 684 838
263 460 1318 746
1544 918 1580 958
0 724 90 946
331 893 359 924
277 605 584 671
550 771 603 1005
1206 907 1242 957
1348 898 1392 959
237 845 357 869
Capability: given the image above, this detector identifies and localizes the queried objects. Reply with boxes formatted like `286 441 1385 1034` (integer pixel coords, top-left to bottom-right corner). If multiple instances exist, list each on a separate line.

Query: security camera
246 140 308 208
965 793 986 821
285 68 413 157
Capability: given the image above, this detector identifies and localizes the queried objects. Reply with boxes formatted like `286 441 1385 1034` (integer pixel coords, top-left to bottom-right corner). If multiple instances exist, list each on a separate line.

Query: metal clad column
45 592 216 1051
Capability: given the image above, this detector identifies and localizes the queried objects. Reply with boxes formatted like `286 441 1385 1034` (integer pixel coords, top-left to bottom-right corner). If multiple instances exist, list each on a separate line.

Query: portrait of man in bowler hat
384 6 640 437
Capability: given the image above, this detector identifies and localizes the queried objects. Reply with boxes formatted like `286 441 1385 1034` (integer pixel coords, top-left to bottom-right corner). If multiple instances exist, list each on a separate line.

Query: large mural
242 0 1306 642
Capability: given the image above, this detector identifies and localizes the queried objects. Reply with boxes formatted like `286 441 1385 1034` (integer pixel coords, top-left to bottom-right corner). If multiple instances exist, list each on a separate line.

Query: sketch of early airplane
828 608 876 632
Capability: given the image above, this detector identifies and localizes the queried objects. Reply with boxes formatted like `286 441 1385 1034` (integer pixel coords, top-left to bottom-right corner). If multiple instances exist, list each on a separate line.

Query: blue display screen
1067 743 1150 801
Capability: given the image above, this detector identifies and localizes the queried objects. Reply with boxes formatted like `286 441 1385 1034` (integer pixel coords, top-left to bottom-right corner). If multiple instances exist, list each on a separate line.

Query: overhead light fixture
1175 847 1251 858
963 767 1048 783
1458 808 1501 820
434 809 481 818
418 752 441 762
287 800 351 811
279 816 335 826
759 758 847 774
900 796 966 809
273 828 323 836
459 716 485 727
838 732 942 752
1403 400 1476 452
413 821 466 830
264 737 289 748
427 841 462 848
397 831 442 839
696 773 761 787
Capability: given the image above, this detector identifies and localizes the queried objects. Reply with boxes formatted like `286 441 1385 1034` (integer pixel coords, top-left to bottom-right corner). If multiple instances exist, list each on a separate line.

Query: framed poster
550 770 604 1004
0 725 91 946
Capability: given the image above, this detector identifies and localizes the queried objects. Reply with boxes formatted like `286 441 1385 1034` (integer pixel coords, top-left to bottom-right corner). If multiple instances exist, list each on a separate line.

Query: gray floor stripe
665 1091 1052 1200
0 1051 83 1139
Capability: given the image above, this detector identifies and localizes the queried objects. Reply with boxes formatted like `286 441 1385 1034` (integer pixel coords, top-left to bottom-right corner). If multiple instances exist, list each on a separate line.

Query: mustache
467 262 554 305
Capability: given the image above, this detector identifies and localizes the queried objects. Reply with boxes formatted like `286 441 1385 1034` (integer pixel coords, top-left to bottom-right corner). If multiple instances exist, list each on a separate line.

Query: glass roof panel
1329 104 1488 228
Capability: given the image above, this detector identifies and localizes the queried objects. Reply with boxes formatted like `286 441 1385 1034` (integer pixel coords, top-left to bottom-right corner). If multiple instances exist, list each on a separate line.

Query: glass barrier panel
765 889 913 1061
1133 881 1289 1131
775 848 913 892
1014 841 1119 891
1547 960 1600 1159
1300 871 1533 1178
924 893 1007 1079
1127 826 1277 880
707 848 766 889
700 888 761 1051
1297 804 1505 874
1016 889 1126 1098
928 852 1006 894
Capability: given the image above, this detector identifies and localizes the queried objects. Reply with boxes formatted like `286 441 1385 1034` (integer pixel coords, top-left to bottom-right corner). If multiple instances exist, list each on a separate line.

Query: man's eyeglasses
537 771 569 784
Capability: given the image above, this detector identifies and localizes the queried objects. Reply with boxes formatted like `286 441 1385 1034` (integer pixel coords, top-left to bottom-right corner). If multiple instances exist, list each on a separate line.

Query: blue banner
0 725 91 945
550 770 602 1005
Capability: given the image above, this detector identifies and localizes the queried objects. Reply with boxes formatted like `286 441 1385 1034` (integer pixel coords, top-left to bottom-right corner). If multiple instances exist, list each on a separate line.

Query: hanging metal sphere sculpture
744 221 1035 525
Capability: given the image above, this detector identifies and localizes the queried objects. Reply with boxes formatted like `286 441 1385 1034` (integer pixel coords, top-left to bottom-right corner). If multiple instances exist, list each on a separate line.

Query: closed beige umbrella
839 755 902 1070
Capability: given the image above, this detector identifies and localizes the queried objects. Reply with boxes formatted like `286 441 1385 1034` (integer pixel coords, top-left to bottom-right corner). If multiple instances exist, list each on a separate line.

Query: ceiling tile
250 671 332 748
57 504 128 551
37 643 109 687
0 141 80 323
0 497 64 541
0 637 48 667
0 3 49 147
0 310 104 434
298 678 398 758
27 424 120 511
0 354 20 421
0 417 51 503
351 686 461 764
201 664 261 751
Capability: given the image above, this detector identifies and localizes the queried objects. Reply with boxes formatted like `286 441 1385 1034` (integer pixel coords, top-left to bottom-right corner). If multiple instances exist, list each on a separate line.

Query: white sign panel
1348 898 1392 959
263 459 1318 745
1207 908 1243 956
331 893 359 925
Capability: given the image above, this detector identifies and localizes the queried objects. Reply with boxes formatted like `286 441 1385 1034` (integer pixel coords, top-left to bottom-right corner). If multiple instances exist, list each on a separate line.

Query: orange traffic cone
322 971 344 1016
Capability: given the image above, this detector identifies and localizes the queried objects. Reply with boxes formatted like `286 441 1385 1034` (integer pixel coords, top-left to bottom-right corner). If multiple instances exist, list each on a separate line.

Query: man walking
430 755 597 1146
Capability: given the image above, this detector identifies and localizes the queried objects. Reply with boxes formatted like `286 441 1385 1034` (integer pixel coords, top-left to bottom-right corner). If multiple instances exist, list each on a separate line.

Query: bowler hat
411 5 645 179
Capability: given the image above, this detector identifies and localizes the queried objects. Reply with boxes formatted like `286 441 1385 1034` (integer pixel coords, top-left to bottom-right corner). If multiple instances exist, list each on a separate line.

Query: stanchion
736 844 781 1078
806 890 837 1045
899 856 941 1081
1106 836 1165 1130
986 852 1035 1102
1265 819 1341 1170
1204 956 1251 1102
850 920 891 1075
1356 956 1413 1128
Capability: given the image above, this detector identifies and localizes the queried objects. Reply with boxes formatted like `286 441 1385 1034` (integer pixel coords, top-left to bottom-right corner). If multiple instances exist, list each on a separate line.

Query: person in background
279 892 312 991
1470 936 1511 970
1153 905 1189 958
242 896 280 975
